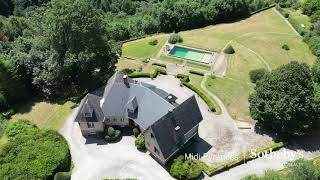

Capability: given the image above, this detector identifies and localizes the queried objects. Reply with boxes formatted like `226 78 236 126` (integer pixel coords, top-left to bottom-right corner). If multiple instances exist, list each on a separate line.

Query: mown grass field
183 8 316 122
122 34 168 60
119 8 316 122
11 100 75 130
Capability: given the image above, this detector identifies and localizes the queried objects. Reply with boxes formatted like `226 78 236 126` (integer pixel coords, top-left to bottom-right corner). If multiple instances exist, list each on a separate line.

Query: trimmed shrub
128 68 167 79
201 142 285 176
282 44 290 51
132 128 140 137
182 81 215 112
189 70 204 76
249 68 267 83
120 68 135 74
54 172 71 180
224 45 235 54
148 39 158 46
170 155 202 180
177 74 190 82
105 127 122 142
176 74 215 112
169 33 183 44
152 62 166 68
135 133 145 150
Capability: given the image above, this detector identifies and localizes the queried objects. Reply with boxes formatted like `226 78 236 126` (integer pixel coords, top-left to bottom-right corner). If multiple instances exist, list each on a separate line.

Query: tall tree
249 61 318 136
31 0 120 97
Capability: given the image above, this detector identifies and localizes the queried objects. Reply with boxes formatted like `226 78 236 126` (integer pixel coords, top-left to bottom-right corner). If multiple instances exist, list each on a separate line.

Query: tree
0 0 14 16
24 0 120 98
0 16 30 41
249 61 318 136
302 0 320 16
0 53 31 109
249 68 267 83
312 58 320 83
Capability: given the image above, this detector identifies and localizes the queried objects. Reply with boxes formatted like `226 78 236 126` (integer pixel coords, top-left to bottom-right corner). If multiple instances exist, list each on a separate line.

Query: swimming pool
168 46 212 63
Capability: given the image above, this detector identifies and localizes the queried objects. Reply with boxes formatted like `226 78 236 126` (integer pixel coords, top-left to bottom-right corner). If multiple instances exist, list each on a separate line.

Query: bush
189 70 204 76
169 33 183 44
201 142 285 176
148 39 158 46
170 155 202 180
0 120 71 179
282 44 290 51
152 62 166 68
5 119 37 138
224 45 235 54
105 127 122 142
177 74 190 82
249 68 267 83
54 172 71 180
181 80 216 112
132 128 140 137
135 133 145 150
128 68 167 79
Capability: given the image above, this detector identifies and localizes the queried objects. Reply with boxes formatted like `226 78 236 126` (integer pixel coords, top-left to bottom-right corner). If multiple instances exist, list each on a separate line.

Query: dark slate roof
100 71 176 130
150 95 203 160
74 94 104 122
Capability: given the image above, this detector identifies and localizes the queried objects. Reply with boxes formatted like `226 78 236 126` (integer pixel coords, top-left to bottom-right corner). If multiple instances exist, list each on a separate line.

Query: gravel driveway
60 75 320 180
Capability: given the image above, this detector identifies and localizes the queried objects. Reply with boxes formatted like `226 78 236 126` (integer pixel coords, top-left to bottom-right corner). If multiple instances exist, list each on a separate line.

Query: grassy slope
179 8 295 52
189 74 222 114
192 8 316 122
118 8 316 122
122 34 168 60
11 100 75 130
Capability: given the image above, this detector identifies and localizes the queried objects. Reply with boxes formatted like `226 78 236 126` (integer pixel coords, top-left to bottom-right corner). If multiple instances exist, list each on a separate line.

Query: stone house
75 72 203 164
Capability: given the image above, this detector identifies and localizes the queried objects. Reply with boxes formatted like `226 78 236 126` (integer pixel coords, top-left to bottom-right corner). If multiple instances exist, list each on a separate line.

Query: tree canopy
249 61 319 136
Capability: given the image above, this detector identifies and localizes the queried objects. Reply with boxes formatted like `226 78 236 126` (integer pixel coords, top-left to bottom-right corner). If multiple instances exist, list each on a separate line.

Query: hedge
128 68 167 78
54 172 71 180
177 74 190 82
250 4 276 16
169 155 203 180
152 62 166 68
189 70 204 76
177 74 215 112
200 142 286 176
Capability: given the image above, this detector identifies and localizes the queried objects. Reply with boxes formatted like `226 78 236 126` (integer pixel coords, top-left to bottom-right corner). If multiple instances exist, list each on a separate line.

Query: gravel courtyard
60 75 320 180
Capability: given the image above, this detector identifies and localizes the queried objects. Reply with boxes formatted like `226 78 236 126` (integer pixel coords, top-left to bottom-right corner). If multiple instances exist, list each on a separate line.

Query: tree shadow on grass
254 124 320 153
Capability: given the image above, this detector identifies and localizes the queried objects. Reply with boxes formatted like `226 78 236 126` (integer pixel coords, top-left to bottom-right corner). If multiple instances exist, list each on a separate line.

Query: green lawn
189 74 222 115
284 8 312 31
205 77 254 122
118 8 317 122
11 99 75 130
159 55 183 65
179 8 296 52
122 34 168 60
186 61 211 71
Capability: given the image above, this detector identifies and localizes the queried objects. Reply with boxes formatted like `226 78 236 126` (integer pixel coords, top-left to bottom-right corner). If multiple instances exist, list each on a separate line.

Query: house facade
75 72 203 164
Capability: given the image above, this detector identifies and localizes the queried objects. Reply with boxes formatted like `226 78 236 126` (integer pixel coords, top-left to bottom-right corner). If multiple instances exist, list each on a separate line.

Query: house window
113 119 116 121
87 122 95 128
150 133 154 138
154 147 160 156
